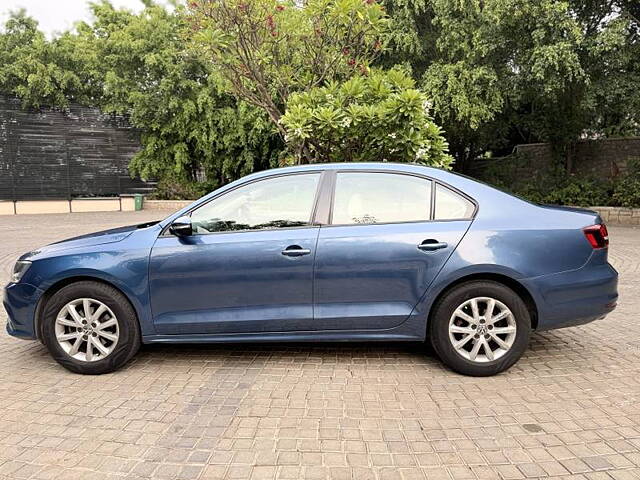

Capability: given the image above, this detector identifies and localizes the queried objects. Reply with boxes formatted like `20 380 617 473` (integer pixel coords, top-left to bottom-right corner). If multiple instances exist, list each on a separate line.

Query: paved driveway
0 212 639 480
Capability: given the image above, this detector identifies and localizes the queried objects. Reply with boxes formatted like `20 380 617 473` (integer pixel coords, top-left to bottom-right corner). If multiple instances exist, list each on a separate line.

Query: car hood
21 222 159 260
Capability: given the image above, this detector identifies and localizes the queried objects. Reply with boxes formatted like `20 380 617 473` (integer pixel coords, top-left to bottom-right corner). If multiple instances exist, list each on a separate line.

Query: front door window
191 173 321 233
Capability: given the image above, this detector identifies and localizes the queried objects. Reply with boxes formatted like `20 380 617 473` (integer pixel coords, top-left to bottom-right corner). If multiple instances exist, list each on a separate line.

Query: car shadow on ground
12 330 585 374
129 331 574 367
137 340 434 358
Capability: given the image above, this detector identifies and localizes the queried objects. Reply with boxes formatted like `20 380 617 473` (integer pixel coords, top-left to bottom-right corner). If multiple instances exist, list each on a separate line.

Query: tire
429 280 531 376
41 281 141 374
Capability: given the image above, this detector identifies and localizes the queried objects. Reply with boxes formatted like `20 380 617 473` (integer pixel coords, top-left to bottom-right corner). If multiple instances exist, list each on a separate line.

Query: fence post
10 107 16 203
116 142 122 196
66 133 72 201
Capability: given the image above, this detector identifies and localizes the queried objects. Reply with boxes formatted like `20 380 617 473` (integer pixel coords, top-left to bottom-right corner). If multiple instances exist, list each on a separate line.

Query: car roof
245 162 449 181
243 162 495 195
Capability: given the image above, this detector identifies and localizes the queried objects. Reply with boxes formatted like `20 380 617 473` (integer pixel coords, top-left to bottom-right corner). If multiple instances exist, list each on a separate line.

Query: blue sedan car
4 163 618 376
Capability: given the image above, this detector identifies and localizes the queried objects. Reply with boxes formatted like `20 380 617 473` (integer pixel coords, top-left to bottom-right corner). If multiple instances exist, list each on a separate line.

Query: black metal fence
0 96 155 200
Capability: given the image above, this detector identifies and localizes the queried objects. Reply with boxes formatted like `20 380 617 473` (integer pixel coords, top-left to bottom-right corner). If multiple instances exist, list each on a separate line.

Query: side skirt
142 331 422 344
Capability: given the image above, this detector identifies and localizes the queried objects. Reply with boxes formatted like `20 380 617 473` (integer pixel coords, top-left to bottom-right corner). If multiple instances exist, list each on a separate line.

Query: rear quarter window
434 184 475 220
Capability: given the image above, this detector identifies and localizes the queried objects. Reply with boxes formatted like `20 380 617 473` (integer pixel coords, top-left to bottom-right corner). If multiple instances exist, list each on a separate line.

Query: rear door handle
281 245 311 257
418 240 448 252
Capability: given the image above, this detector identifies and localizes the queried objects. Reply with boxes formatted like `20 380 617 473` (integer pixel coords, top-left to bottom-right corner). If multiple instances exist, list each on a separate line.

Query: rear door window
331 172 432 225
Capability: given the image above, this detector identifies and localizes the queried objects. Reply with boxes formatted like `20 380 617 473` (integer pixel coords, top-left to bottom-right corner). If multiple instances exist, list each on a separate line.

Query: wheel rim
54 298 119 362
448 297 517 363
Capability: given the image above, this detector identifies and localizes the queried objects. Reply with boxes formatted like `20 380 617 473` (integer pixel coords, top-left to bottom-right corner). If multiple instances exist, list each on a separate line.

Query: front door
149 172 322 335
313 171 474 331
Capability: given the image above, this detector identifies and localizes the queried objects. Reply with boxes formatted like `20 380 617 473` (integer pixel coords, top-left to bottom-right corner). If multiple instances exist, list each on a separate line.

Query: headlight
11 261 32 283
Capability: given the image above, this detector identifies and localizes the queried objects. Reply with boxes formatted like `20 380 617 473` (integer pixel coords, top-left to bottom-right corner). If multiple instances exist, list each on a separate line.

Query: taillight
583 224 609 249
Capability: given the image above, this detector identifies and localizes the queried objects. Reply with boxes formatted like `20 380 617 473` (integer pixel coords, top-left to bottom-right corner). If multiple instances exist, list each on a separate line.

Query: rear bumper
3 282 42 340
523 261 618 331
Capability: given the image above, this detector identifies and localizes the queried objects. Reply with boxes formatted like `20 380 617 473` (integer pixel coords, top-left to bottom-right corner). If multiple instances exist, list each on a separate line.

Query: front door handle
418 240 448 252
282 245 311 257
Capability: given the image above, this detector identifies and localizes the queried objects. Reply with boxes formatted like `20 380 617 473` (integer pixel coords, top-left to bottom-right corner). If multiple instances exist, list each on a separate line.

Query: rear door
313 171 475 331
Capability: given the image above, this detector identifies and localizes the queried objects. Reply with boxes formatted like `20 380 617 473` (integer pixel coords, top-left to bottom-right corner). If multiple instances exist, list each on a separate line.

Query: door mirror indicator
169 216 193 237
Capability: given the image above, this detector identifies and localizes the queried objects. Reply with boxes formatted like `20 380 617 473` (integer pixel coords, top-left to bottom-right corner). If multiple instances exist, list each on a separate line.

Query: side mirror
169 216 193 237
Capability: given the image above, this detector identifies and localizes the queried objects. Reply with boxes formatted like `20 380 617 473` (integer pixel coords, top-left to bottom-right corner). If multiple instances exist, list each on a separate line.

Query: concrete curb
142 199 193 211
589 206 640 226
0 196 136 215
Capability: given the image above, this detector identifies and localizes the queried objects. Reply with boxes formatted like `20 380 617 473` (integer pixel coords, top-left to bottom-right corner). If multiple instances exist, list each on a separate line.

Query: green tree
383 0 640 171
76 1 282 187
187 0 388 147
580 1 640 138
423 0 587 169
281 68 452 167
189 0 453 165
0 10 92 107
379 0 435 78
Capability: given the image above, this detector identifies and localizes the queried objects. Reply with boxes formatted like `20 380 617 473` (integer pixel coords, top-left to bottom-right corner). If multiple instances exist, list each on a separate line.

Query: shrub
281 68 453 168
611 158 640 208
541 177 612 207
150 177 218 200
612 177 640 207
476 154 618 207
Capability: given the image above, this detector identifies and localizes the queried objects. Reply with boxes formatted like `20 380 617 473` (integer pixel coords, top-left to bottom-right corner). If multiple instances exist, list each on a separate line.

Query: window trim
324 169 478 227
161 170 326 237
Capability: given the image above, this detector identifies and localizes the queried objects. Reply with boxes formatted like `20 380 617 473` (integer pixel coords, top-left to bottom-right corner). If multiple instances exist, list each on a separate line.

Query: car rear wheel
429 280 531 376
41 281 140 374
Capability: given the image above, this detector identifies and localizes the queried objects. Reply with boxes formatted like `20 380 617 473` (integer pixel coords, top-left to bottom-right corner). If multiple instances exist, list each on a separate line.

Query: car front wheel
429 280 531 376
41 281 140 374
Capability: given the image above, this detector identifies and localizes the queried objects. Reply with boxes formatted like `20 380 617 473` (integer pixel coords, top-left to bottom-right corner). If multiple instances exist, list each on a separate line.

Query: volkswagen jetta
4 163 618 376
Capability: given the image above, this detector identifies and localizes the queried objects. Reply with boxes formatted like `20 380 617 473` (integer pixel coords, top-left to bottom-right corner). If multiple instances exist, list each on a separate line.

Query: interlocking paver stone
0 211 639 479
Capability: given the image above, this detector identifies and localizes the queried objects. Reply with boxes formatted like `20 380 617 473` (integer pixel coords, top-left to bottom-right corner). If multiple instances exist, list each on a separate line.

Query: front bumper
3 282 43 340
523 261 618 331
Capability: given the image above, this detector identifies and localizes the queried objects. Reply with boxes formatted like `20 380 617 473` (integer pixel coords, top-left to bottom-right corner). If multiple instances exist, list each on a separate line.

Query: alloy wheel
54 298 119 362
448 296 517 363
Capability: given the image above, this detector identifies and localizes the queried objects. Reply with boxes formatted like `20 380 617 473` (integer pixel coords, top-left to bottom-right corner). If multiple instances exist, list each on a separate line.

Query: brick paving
0 211 639 480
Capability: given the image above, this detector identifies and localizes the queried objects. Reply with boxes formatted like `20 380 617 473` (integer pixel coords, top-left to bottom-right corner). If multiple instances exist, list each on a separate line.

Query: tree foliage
188 0 388 140
185 0 454 166
0 10 92 107
281 68 452 167
1 0 638 193
384 0 640 170
79 2 282 186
